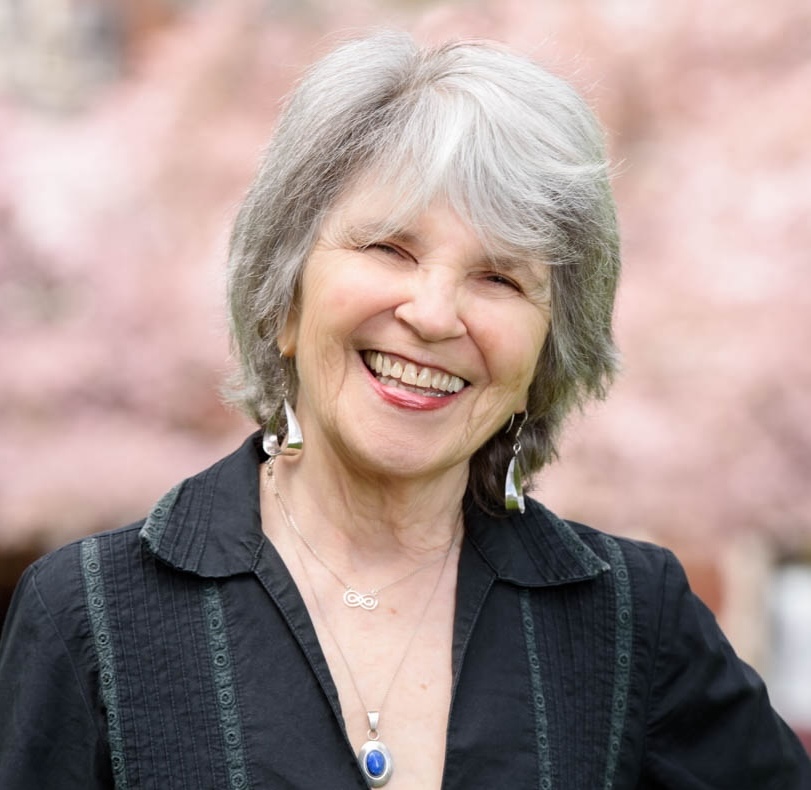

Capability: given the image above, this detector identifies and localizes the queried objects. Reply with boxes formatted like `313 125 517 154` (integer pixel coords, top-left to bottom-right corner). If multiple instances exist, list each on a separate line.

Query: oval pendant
358 739 393 787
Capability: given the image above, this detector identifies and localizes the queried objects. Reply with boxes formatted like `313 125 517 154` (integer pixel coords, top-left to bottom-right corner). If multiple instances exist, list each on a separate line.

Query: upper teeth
364 351 465 394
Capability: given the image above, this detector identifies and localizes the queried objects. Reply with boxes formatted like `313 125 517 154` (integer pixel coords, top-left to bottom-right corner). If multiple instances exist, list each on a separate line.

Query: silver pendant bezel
358 739 393 787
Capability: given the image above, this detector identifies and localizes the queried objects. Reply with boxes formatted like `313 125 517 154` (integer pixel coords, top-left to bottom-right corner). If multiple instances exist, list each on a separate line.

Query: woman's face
279 183 552 484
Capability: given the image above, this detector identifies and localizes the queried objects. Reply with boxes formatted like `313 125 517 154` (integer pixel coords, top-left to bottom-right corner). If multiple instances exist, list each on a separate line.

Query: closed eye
365 243 402 256
362 242 415 263
483 272 522 291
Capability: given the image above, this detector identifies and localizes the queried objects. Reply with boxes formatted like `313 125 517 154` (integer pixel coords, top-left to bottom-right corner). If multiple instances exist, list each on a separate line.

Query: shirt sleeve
0 562 113 788
640 550 811 789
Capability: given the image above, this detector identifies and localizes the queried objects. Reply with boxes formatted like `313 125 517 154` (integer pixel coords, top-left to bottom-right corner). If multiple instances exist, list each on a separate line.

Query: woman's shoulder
513 495 686 593
464 493 687 593
559 512 684 584
18 432 265 603
16 520 146 607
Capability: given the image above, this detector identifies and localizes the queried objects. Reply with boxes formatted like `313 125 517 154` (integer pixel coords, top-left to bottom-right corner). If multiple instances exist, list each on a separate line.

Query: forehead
322 183 493 268
322 173 540 262
323 181 395 223
330 190 483 256
318 176 551 298
323 173 428 226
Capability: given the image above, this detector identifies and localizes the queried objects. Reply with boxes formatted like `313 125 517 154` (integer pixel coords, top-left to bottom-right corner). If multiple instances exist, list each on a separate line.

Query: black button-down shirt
1 433 808 788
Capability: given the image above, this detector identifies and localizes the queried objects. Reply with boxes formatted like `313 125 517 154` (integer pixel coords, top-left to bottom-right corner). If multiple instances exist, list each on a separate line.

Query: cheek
301 259 388 330
294 269 385 381
313 280 357 316
480 312 549 391
296 272 353 345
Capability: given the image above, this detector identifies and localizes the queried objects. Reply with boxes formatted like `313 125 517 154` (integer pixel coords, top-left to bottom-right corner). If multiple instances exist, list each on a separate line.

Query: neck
265 447 466 562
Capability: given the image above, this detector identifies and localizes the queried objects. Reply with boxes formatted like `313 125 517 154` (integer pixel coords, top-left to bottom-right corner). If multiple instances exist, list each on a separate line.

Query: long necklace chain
267 458 457 611
269 464 460 787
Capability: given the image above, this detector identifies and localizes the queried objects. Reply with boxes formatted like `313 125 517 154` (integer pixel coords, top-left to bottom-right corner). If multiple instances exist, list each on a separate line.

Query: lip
360 350 466 411
364 367 462 411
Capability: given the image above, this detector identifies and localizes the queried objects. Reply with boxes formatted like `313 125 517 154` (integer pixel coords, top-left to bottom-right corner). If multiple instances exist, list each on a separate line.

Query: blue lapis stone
365 749 386 778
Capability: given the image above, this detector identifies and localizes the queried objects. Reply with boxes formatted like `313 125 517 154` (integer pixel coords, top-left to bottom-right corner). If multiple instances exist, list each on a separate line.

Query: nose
393 267 467 342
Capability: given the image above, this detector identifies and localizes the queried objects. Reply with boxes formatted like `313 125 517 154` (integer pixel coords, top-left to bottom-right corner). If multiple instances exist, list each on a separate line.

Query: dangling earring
504 412 528 514
262 357 303 458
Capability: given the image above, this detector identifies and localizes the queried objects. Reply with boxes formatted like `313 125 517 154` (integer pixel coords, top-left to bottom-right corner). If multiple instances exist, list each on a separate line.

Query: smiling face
278 183 552 486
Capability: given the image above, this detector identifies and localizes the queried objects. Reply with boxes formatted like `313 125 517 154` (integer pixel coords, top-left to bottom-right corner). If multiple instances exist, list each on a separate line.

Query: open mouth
362 350 467 398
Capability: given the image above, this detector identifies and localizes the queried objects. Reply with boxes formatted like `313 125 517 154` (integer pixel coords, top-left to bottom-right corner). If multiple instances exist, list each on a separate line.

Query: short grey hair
226 30 620 513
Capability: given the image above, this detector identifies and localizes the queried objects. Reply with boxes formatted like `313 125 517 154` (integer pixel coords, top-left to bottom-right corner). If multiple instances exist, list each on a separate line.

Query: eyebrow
339 220 417 247
487 255 532 273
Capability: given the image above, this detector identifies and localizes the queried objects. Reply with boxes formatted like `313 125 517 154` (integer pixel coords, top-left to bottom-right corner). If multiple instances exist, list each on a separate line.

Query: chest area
92 557 639 789
293 554 459 789
443 578 639 789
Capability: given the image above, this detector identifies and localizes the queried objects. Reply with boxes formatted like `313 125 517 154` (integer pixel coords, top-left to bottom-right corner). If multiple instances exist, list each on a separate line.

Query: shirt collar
140 432 608 587
140 433 266 577
462 495 609 587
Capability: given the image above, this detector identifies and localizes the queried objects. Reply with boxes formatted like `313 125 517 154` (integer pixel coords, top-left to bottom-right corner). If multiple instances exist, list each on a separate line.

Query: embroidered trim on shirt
81 538 129 789
139 483 183 554
600 535 633 789
519 589 553 790
201 581 251 790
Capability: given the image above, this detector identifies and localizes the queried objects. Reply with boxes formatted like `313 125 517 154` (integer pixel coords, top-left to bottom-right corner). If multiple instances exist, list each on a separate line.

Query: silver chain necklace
267 459 457 611
268 459 459 787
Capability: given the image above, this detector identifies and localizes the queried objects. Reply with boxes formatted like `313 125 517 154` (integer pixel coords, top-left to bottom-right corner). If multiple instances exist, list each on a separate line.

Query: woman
0 31 808 789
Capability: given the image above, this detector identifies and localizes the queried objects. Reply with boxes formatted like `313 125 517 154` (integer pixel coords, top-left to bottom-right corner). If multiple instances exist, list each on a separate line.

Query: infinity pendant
343 587 379 611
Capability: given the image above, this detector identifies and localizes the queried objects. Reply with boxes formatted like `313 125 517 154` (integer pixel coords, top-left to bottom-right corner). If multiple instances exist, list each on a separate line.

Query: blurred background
0 0 809 749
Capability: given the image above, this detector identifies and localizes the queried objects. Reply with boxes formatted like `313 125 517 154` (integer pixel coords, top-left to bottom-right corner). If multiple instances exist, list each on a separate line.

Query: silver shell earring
504 412 528 514
262 358 303 458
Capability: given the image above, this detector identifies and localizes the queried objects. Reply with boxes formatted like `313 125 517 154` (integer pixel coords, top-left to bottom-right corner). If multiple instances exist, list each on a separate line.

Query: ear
277 306 300 357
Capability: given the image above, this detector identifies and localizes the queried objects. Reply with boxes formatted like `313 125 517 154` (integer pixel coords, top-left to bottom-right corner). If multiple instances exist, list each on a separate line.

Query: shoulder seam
24 560 103 738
